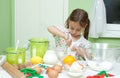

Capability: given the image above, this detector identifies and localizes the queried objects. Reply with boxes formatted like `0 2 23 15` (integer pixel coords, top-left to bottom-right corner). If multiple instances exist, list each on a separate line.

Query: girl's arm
47 26 68 40
47 26 72 46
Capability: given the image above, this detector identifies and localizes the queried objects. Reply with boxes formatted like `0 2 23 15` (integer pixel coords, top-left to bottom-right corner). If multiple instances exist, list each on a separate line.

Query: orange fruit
63 55 77 65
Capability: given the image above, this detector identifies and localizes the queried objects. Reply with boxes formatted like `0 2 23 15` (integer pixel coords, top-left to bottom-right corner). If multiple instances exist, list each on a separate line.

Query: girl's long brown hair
66 8 90 39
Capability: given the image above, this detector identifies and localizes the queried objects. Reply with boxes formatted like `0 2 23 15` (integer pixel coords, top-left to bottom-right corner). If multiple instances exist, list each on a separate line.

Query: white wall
15 0 68 49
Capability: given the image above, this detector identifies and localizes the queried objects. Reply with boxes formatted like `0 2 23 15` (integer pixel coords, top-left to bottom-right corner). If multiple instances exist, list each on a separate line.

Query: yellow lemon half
30 56 43 64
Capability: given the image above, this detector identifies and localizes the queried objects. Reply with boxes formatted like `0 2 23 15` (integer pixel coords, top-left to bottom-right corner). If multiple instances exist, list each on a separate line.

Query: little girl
48 8 92 60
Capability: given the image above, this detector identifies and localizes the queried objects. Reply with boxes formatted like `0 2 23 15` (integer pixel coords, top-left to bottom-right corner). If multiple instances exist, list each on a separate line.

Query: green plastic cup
6 47 26 65
29 38 49 58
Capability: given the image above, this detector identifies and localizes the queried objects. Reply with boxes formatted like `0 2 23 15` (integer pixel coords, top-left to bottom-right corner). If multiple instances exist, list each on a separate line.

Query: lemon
30 56 43 64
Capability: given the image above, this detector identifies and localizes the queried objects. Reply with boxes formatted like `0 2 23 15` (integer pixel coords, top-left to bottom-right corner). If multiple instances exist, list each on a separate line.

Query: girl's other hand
75 47 92 60
71 46 85 58
71 46 77 51
75 47 84 57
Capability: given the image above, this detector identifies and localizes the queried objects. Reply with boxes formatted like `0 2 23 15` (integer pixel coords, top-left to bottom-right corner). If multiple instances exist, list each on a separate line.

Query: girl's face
68 21 84 37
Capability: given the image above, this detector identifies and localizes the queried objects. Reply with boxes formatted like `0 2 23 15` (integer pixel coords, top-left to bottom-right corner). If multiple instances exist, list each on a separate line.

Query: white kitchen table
1 62 120 78
42 62 120 78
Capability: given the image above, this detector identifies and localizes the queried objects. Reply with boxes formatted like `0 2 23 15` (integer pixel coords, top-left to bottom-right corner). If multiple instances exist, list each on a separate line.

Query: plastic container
29 38 49 58
83 43 120 71
6 47 26 65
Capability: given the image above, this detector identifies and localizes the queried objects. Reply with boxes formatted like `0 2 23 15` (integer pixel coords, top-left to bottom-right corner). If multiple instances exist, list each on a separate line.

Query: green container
6 47 26 65
29 38 49 58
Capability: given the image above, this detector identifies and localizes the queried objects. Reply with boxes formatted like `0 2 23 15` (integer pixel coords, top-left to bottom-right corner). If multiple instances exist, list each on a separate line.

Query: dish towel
89 0 107 38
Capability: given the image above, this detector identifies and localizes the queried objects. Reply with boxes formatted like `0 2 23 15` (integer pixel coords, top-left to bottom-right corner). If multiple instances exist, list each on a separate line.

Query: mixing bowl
83 43 120 71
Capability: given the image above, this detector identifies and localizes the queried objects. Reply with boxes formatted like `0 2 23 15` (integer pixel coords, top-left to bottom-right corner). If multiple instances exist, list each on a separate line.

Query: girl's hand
71 46 77 51
75 47 92 60
65 38 72 47
75 47 84 57
71 46 86 59
64 34 72 47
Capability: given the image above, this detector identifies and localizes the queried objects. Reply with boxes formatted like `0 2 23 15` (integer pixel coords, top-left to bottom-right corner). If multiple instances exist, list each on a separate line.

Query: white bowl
64 61 86 77
67 71 83 77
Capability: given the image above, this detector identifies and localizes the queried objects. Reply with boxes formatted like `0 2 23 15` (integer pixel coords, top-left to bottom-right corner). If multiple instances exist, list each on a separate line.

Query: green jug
29 38 49 58
6 47 26 65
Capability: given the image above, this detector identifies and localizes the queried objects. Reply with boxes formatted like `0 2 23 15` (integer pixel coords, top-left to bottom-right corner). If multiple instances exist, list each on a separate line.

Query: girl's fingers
66 38 72 47
71 46 76 51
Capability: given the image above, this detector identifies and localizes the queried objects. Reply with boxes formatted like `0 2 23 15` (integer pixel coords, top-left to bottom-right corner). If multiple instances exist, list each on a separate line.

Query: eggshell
69 62 84 73
53 64 62 73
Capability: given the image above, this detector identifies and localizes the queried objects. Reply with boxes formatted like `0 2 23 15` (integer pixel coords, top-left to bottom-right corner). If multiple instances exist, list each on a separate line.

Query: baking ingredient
30 56 43 64
33 66 43 74
63 55 77 65
17 64 25 70
87 61 112 71
53 64 62 73
47 67 59 78
43 50 59 65
69 61 84 73
46 67 54 74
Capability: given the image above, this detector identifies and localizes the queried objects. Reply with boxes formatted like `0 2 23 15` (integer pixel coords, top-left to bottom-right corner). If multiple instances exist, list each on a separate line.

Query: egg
46 67 54 74
18 64 25 70
33 66 43 74
69 61 84 73
53 64 63 73
47 67 59 78
24 61 33 67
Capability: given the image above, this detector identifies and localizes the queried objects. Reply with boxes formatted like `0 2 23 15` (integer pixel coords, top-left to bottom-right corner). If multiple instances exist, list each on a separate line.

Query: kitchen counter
1 62 120 78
